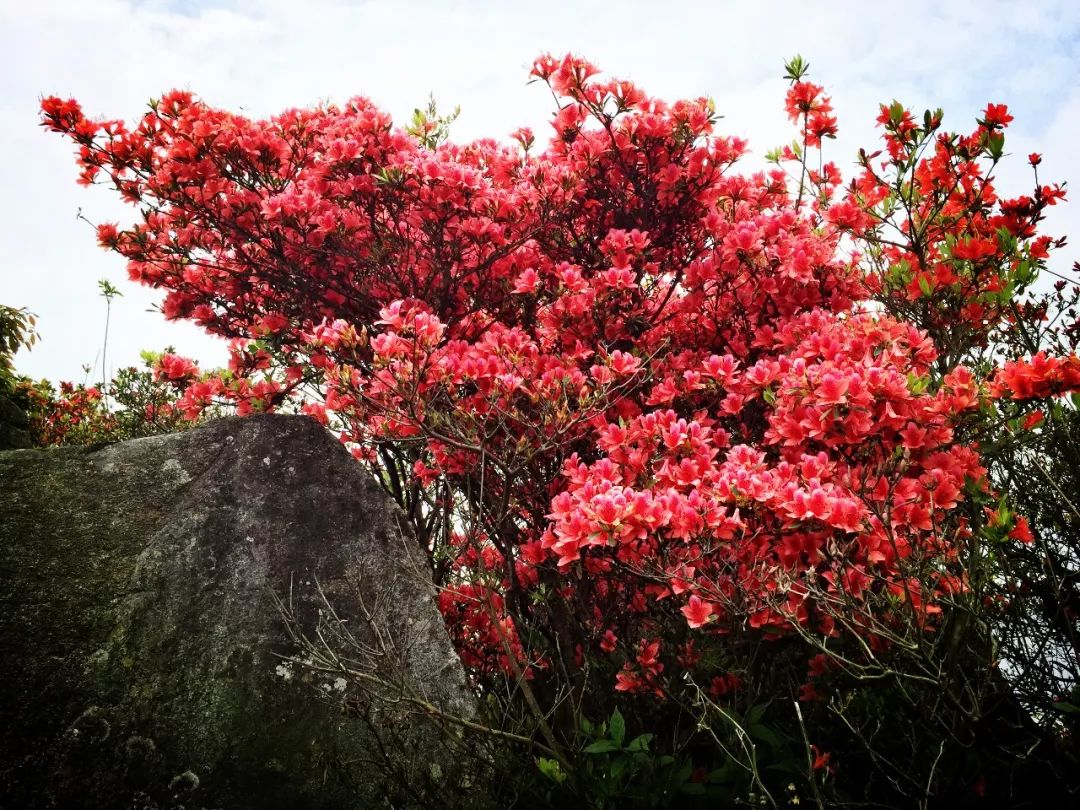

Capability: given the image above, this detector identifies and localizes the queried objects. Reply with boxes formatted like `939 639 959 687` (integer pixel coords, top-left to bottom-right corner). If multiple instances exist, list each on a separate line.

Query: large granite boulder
0 415 482 809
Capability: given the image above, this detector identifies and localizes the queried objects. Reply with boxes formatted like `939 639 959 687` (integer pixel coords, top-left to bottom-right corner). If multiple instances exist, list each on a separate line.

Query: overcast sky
3 0 1079 384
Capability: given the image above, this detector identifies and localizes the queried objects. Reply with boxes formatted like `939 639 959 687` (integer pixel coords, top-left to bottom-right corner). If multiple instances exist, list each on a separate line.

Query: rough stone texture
0 415 480 809
0 391 30 450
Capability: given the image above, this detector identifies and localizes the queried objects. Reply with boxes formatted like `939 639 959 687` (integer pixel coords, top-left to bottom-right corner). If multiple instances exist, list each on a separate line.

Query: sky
3 0 1079 384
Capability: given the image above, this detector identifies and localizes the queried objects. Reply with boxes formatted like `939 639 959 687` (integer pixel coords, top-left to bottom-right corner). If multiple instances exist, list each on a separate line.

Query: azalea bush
42 54 1080 806
17 351 207 446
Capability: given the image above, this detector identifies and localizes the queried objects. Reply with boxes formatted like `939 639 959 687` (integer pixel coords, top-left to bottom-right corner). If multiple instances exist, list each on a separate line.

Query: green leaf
907 372 929 395
708 764 736 784
888 259 912 285
584 740 619 755
1013 259 1034 287
609 708 626 747
537 757 567 784
746 704 767 726
750 724 783 748
97 278 123 299
783 55 809 82
1054 701 1080 715
673 761 694 784
626 733 653 752
888 101 905 126
609 755 629 782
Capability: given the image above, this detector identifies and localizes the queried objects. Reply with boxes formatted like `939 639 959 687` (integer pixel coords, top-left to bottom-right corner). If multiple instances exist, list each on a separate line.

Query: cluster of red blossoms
845 97 1067 365
41 54 1073 698
992 352 1080 401
783 79 837 147
18 380 114 446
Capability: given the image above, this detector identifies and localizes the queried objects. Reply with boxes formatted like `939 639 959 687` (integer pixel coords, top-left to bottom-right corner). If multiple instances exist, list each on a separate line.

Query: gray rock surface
0 391 30 450
0 415 481 809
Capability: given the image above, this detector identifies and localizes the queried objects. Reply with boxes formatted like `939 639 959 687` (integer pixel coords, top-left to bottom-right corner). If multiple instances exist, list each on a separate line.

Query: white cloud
3 0 1078 382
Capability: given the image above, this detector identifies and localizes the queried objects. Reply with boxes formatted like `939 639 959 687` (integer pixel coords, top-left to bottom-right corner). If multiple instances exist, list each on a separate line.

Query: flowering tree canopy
41 54 1079 806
